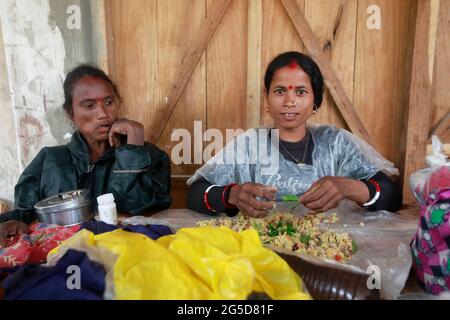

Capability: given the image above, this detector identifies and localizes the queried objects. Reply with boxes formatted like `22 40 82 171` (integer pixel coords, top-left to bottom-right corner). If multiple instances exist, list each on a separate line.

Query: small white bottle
97 193 118 225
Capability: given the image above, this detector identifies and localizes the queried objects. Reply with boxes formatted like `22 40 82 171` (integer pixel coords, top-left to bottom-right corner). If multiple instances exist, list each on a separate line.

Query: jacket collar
67 131 115 173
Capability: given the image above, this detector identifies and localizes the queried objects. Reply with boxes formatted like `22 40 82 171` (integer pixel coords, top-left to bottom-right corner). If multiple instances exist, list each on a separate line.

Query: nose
284 91 297 108
96 102 108 119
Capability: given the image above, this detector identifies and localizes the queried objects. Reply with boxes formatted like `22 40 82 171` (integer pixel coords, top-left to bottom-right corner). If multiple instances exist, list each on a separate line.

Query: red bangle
221 183 237 209
363 179 381 207
369 179 381 192
204 185 219 213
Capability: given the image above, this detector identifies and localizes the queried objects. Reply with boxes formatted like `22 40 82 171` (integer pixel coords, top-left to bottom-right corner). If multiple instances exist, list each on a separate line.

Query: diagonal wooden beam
153 0 233 142
280 0 373 145
429 112 450 141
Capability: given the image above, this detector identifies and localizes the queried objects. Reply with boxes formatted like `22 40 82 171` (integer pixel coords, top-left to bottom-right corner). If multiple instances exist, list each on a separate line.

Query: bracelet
221 183 237 209
204 185 220 213
363 179 381 207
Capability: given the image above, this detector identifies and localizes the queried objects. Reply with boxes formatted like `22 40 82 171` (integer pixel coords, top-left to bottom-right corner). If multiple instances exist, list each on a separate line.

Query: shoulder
143 142 170 162
28 145 71 162
42 145 72 162
21 145 71 173
308 123 345 142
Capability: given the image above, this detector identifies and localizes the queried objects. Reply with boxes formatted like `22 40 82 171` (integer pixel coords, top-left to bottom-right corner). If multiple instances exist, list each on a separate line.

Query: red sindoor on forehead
289 60 298 69
288 85 293 90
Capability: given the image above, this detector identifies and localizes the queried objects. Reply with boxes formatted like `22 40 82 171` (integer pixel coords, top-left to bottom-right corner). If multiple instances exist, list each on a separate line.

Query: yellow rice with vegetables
197 213 357 262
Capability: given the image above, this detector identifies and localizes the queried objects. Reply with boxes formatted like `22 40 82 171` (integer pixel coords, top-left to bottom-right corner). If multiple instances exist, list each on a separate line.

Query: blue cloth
80 220 119 234
81 220 173 240
122 224 172 240
3 249 106 300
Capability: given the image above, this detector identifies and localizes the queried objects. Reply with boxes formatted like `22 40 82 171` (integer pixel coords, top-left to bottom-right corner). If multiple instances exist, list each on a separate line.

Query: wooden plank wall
431 0 450 143
105 0 448 208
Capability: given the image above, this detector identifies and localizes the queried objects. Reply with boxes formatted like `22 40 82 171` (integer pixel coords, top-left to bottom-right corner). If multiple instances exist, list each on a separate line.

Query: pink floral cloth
0 223 80 269
411 188 450 295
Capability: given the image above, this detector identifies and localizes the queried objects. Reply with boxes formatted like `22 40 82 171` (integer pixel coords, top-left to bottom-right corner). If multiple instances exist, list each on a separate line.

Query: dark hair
62 64 121 114
264 51 324 109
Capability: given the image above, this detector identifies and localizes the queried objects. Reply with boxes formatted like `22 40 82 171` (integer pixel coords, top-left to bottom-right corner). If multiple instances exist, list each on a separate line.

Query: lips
280 113 299 121
97 123 111 133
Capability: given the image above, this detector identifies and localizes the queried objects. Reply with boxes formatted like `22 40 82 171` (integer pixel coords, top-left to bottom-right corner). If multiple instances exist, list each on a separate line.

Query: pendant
297 163 306 168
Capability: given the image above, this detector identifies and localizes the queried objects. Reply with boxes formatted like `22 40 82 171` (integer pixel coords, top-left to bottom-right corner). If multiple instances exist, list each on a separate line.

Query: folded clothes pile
1 222 310 300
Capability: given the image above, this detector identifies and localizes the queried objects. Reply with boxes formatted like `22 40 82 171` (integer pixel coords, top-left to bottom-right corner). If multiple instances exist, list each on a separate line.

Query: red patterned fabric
0 223 80 268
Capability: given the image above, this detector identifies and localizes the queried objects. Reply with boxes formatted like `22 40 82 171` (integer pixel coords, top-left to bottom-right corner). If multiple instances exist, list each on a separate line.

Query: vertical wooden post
246 0 262 129
0 200 7 214
90 0 110 72
401 0 440 204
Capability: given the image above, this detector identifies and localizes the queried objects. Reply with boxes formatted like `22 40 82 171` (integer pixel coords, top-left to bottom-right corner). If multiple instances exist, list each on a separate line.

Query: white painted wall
0 22 20 208
0 0 99 208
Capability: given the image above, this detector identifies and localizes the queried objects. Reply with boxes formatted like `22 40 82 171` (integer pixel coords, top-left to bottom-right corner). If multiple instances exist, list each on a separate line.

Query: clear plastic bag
409 135 450 205
187 124 399 196
149 200 417 300
270 200 415 300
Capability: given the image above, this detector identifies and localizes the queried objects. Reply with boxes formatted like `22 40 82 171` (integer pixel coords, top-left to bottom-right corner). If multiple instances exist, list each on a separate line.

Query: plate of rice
197 212 357 262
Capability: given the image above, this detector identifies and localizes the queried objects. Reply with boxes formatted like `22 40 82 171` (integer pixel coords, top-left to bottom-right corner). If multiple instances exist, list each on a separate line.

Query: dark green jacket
0 131 171 224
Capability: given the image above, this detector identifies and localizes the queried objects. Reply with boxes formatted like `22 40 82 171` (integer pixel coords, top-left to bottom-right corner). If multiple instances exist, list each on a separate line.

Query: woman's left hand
0 220 28 242
108 118 145 147
299 176 371 213
298 176 347 213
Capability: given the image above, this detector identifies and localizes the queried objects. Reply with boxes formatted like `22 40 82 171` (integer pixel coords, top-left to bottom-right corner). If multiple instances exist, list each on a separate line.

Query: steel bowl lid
34 189 93 214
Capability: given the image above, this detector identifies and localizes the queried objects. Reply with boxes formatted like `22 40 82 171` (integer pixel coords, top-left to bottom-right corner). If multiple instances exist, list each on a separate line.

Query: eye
104 98 113 106
296 89 307 96
273 88 285 95
82 103 95 110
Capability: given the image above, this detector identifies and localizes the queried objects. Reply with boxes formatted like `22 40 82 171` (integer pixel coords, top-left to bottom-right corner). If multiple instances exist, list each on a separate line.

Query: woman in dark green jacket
0 65 171 240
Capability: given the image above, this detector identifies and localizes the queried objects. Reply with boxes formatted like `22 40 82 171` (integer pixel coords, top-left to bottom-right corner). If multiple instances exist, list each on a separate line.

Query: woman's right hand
0 220 28 242
227 183 277 218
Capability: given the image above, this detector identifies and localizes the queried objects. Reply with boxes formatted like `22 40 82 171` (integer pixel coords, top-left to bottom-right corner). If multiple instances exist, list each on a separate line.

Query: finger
300 183 331 204
322 194 342 212
256 183 277 193
113 135 121 147
108 130 115 147
239 191 273 211
10 225 19 235
304 189 337 211
239 202 269 218
299 182 320 201
247 196 275 211
261 186 277 201
111 120 129 136
17 223 27 234
246 184 277 200
243 184 265 198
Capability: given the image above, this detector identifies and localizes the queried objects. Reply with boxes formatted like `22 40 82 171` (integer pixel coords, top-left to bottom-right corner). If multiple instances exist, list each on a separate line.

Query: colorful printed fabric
0 223 80 269
411 188 450 295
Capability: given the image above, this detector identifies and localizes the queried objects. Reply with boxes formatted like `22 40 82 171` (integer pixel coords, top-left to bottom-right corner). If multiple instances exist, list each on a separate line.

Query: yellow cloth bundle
49 226 310 300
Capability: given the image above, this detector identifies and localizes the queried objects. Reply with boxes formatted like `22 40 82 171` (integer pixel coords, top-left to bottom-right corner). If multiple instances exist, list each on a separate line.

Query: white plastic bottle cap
97 193 115 205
